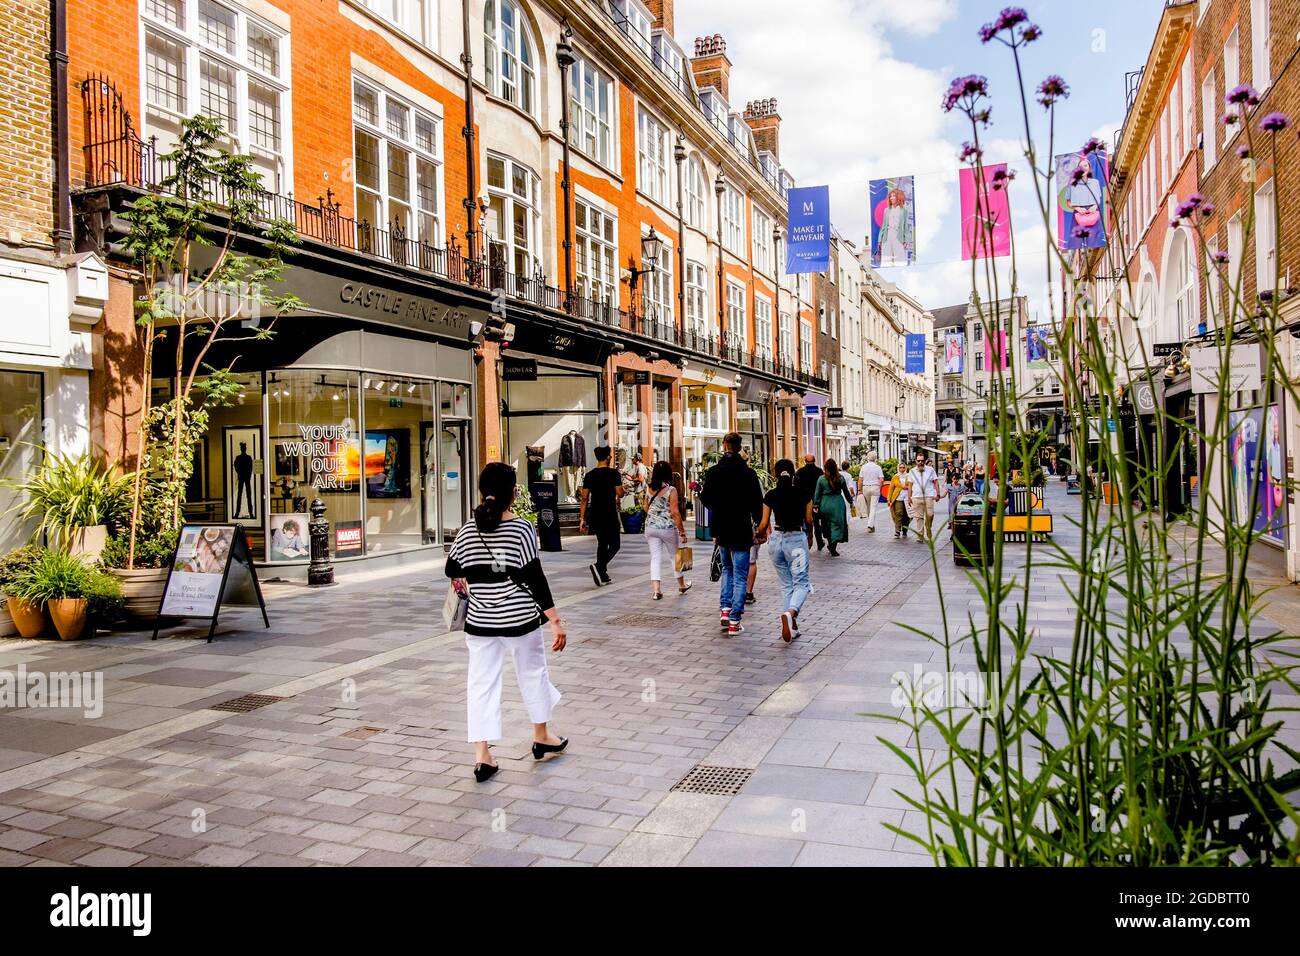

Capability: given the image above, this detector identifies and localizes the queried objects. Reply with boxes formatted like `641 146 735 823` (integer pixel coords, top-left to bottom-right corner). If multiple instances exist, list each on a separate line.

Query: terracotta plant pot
48 598 89 641
5 597 47 639
109 566 170 621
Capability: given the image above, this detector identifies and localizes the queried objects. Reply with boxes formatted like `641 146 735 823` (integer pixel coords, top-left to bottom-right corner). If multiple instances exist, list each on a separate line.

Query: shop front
498 323 612 512
736 375 775 471
802 392 830 464
682 360 736 486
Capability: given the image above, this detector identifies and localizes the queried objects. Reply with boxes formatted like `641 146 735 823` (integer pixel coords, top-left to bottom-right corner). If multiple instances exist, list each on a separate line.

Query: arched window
484 0 535 115
1164 230 1197 341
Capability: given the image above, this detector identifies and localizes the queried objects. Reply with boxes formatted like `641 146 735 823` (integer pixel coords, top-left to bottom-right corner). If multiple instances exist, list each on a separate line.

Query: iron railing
78 75 826 391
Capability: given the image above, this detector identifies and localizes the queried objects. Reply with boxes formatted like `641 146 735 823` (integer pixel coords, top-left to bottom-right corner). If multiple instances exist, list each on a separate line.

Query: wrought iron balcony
77 74 826 391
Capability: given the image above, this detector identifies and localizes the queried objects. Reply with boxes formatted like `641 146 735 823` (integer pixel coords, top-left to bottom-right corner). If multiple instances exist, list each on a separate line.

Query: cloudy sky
673 0 1165 320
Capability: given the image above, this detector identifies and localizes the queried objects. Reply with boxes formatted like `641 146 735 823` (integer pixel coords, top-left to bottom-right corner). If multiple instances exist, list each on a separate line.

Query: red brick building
58 0 828 571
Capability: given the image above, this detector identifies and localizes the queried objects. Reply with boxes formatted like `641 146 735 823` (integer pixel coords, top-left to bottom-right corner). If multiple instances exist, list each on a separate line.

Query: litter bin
951 493 991 567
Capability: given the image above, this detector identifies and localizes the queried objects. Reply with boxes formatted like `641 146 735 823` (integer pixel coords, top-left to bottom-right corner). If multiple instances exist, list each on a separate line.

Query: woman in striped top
446 462 568 783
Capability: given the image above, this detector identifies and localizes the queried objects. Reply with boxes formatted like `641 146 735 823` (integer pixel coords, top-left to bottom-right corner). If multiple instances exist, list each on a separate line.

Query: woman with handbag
756 459 814 643
813 459 851 556
445 462 568 784
643 460 692 600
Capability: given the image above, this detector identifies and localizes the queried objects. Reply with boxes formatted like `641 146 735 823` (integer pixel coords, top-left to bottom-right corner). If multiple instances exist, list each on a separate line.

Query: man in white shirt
859 451 886 533
905 452 940 542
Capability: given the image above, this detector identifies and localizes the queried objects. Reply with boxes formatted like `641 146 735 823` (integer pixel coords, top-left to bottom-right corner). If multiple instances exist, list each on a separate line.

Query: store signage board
503 357 538 381
1151 342 1183 358
634 371 650 385
154 524 269 643
1131 379 1161 416
827 407 845 419
1190 343 1262 395
686 387 707 410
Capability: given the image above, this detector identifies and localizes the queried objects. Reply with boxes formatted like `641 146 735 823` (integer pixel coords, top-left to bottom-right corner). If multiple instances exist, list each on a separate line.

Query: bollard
308 497 335 587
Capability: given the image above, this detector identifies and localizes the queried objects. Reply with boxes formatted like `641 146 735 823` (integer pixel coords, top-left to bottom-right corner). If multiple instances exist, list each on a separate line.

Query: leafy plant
3 452 135 547
754 468 777 493
879 457 900 482
0 545 45 596
99 527 180 571
120 113 301 567
6 549 121 606
511 485 538 526
881 7 1300 867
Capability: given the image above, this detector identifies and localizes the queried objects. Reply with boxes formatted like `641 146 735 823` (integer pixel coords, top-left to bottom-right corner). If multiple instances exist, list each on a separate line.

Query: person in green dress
814 459 852 556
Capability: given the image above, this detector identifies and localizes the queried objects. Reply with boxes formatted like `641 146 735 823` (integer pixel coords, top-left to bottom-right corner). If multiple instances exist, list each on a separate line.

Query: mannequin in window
559 429 586 502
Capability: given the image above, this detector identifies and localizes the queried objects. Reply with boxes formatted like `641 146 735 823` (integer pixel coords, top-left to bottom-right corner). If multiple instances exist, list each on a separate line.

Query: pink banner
991 329 1008 371
960 164 1012 260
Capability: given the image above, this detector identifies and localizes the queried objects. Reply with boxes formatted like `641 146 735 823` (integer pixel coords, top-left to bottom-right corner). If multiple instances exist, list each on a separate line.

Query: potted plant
7 549 122 641
880 458 899 502
3 451 134 559
620 500 646 534
0 545 48 639
99 527 178 621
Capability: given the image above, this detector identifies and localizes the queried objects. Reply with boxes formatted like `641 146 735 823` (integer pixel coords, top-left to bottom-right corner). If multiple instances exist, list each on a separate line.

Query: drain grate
671 764 754 796
208 693 287 714
605 613 684 628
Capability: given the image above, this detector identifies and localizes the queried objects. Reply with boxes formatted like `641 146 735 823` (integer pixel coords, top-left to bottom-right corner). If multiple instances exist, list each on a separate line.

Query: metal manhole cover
605 614 684 628
671 764 754 796
209 694 287 713
342 726 386 740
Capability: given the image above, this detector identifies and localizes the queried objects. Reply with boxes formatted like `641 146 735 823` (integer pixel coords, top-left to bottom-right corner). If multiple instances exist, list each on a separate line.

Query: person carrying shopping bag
813 459 851 556
643 460 692 600
859 451 885 532
887 469 911 539
446 462 568 784
757 459 814 644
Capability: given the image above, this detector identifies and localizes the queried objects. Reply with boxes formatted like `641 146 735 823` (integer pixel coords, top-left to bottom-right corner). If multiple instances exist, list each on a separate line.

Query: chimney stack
690 34 731 101
743 98 781 160
645 0 674 34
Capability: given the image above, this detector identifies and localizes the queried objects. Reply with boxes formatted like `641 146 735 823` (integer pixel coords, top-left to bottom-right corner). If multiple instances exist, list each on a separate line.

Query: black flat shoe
532 737 569 760
473 762 499 783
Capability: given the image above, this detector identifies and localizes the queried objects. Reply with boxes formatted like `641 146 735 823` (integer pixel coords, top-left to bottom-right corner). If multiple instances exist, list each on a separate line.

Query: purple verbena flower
991 168 1016 191
1226 84 1259 106
1202 202 1216 216
1260 112 1290 132
1070 165 1089 186
1222 112 1239 126
978 22 998 43
1174 196 1201 220
1211 250 1230 264
994 7 1029 31
1073 226 1091 239
1081 137 1106 155
1021 23 1041 42
1238 144 1251 159
943 74 989 113
1037 75 1069 108
959 141 983 163
1169 219 1181 229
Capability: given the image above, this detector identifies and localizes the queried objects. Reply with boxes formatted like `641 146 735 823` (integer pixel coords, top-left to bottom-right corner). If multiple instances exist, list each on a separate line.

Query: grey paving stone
681 830 802 867
742 764 877 805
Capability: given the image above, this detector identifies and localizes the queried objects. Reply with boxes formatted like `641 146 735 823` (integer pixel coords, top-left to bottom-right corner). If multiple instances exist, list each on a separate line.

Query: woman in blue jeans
756 459 815 644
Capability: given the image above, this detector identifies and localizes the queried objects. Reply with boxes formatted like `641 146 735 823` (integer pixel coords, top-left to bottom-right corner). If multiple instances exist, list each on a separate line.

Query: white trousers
646 527 685 583
862 487 882 528
465 628 561 742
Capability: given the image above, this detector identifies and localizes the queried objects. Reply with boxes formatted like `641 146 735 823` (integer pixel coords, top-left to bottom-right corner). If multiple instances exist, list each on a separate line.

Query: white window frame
778 310 793 365
574 196 617 307
685 155 706 229
754 293 773 359
569 55 613 167
799 318 813 373
752 208 773 275
1255 179 1277 293
642 228 674 327
685 260 711 338
485 152 540 276
352 78 444 247
636 106 671 206
726 281 747 349
357 0 438 49
483 0 536 116
722 185 744 255
1227 211 1244 294
1224 28 1240 141
140 0 292 190
1252 0 1271 91
1201 68 1217 169
1181 55 1195 161
1205 235 1222 330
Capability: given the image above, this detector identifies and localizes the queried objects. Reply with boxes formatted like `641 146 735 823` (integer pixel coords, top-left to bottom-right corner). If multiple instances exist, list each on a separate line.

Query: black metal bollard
308 497 335 587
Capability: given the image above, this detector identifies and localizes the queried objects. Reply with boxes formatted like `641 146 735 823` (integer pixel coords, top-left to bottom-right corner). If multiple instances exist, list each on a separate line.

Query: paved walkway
0 485 1296 866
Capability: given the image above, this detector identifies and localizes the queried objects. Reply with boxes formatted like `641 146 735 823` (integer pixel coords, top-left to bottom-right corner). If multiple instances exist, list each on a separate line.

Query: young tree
121 114 302 567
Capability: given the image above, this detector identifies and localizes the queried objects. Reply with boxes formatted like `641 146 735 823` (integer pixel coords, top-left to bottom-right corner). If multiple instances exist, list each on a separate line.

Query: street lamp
628 227 663 319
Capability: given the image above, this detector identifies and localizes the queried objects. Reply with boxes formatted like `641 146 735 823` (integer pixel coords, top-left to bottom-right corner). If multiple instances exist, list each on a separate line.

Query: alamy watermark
0 666 103 719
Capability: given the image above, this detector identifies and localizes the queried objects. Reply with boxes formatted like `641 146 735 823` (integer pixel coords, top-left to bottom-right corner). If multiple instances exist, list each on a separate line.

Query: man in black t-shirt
579 445 623 586
794 454 825 550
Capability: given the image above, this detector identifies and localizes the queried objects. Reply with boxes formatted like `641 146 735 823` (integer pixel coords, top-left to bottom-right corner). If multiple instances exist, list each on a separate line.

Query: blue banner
785 185 831 274
905 333 926 374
